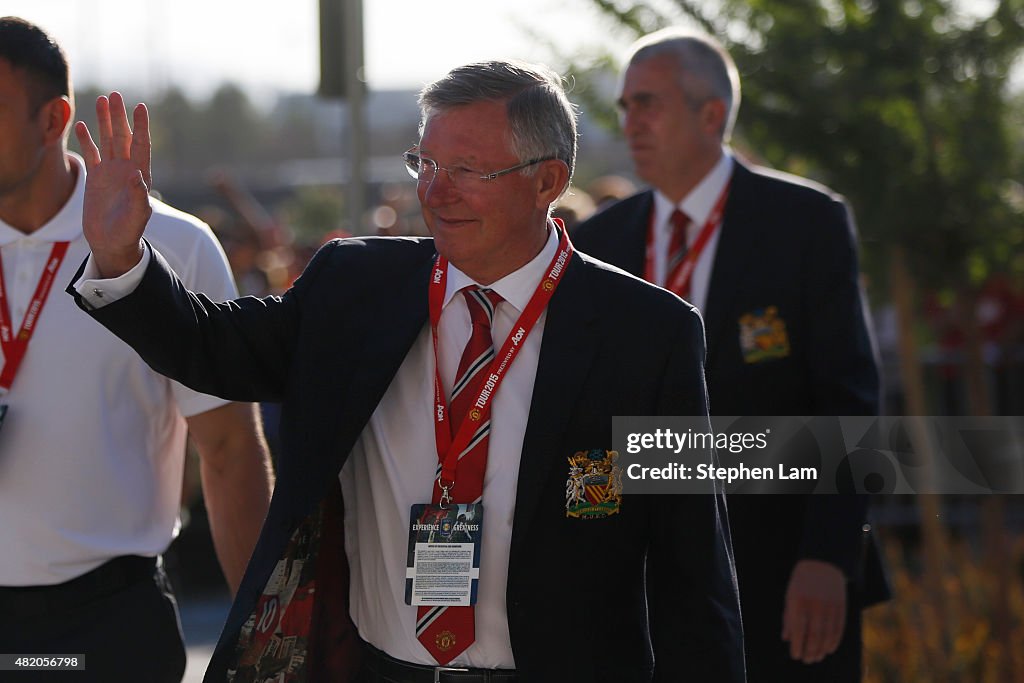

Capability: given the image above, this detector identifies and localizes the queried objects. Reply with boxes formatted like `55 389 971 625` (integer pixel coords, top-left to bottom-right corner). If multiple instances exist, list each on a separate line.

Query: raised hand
74 92 152 278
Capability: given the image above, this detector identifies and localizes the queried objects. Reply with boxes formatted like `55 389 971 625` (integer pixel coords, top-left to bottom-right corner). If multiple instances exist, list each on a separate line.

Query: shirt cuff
73 242 151 308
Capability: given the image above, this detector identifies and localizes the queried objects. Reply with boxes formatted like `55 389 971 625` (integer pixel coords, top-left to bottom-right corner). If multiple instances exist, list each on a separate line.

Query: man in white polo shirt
0 17 273 682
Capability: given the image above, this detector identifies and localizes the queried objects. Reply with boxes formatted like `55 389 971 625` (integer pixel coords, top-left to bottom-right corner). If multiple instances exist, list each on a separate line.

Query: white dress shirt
341 226 559 668
650 149 734 312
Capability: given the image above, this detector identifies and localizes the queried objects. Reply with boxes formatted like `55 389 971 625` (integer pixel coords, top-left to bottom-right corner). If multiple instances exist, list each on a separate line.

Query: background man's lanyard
0 242 70 392
644 183 730 297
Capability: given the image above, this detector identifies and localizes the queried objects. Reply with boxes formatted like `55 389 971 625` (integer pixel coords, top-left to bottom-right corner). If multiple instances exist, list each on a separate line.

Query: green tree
148 86 199 185
1002 90 1024 277
199 83 268 167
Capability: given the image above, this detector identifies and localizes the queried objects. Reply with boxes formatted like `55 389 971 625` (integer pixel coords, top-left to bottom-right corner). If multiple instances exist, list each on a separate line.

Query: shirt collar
653 147 734 232
443 222 559 313
0 152 87 246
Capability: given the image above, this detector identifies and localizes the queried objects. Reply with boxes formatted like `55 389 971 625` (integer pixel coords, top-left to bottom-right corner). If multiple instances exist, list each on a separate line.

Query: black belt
0 555 158 617
362 643 517 683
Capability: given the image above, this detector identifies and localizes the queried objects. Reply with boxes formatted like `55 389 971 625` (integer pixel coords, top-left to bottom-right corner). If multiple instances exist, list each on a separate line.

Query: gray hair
627 28 740 141
418 60 578 186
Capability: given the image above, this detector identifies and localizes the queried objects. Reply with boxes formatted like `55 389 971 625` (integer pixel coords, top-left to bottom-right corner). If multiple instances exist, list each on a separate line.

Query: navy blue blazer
70 236 744 682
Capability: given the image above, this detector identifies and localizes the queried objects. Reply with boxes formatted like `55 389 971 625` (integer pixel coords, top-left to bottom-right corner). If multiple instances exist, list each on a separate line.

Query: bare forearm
200 449 273 594
190 403 274 595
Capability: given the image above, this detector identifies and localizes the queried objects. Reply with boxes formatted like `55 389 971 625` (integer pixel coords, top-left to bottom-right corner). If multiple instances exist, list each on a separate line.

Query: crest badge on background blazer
739 306 791 363
566 449 623 519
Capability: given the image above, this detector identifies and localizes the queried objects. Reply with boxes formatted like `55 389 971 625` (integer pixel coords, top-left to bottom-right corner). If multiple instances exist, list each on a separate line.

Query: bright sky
3 0 1016 101
3 0 630 98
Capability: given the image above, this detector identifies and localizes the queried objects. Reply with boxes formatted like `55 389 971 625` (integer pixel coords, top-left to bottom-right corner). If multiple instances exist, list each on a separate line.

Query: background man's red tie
667 208 691 281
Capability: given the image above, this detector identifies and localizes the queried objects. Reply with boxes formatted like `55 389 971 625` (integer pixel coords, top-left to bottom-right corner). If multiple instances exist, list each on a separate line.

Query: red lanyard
0 242 71 392
429 223 573 492
644 182 730 298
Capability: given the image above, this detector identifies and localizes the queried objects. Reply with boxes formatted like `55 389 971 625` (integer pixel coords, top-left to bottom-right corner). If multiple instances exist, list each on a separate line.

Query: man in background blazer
69 61 743 682
574 28 888 683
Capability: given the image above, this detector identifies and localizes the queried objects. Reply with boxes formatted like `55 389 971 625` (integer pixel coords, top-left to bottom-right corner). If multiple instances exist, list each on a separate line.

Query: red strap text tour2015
0 242 70 392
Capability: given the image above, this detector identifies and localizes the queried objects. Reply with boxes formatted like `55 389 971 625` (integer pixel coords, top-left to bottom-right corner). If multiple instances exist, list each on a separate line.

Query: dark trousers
0 556 186 683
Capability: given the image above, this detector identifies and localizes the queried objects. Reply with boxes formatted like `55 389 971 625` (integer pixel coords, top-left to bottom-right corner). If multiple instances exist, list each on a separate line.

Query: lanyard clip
437 476 455 508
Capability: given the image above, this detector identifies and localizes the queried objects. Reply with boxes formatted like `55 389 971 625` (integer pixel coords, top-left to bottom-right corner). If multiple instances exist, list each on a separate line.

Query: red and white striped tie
666 208 691 285
416 286 503 664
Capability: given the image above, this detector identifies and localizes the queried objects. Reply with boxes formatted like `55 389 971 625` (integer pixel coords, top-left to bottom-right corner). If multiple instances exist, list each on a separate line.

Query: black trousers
0 556 186 683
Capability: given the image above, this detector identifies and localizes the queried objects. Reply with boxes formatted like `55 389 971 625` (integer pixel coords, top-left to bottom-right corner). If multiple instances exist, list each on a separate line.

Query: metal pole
342 0 367 235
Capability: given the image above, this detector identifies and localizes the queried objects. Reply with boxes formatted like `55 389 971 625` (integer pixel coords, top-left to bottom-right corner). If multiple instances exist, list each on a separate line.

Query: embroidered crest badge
436 630 457 652
739 306 791 363
566 449 622 519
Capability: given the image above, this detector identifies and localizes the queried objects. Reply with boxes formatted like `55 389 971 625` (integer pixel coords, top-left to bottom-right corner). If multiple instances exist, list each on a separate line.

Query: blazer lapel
304 250 435 490
620 192 653 277
511 254 600 558
703 162 760 368
340 256 434 437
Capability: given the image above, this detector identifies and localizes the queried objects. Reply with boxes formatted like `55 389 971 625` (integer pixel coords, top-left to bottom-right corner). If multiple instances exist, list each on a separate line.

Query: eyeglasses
403 149 556 190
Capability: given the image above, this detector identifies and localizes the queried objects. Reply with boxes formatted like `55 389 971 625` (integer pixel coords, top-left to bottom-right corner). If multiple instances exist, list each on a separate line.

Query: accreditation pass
405 503 483 606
